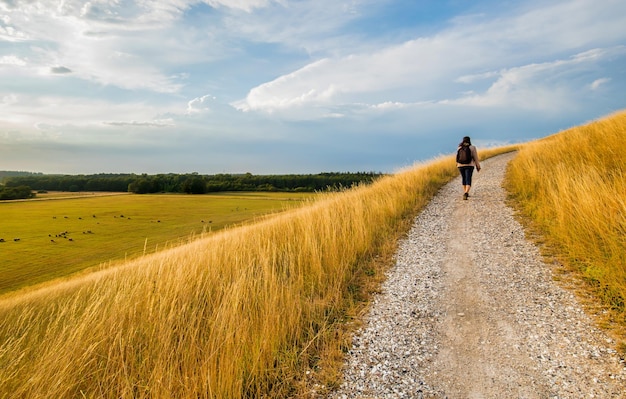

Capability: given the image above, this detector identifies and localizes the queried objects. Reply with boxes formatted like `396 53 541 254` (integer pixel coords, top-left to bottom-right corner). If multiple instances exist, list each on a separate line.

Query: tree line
0 185 35 200
2 172 383 195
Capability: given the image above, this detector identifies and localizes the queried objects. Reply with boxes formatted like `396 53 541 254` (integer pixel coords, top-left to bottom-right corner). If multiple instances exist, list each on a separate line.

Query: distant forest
0 185 35 200
1 171 384 195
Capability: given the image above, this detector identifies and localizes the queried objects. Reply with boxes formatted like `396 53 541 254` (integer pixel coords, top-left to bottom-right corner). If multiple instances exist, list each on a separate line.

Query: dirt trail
329 153 626 398
427 190 551 397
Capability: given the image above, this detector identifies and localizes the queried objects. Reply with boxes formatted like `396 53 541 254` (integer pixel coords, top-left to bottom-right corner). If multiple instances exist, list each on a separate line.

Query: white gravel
328 152 626 398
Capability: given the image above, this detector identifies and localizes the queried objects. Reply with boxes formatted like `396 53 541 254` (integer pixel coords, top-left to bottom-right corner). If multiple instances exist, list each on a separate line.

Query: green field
0 191 313 295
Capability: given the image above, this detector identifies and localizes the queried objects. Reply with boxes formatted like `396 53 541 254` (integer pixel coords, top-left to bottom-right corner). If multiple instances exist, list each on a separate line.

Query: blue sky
1 0 625 174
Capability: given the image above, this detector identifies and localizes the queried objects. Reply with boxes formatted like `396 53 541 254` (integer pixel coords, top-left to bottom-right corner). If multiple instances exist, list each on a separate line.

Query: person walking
456 136 481 200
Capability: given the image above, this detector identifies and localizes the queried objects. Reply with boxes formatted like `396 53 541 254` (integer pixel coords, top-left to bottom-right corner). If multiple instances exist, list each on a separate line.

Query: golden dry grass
505 110 626 346
0 147 513 398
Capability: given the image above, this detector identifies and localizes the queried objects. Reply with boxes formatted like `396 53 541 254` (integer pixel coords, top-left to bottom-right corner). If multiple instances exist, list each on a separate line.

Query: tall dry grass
506 110 626 327
0 147 512 398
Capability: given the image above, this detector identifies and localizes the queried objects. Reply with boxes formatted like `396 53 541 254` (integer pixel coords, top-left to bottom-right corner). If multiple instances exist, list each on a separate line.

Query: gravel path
329 152 626 398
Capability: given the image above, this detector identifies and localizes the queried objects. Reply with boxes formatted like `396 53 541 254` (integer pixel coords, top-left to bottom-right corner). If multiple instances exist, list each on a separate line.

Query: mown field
0 192 313 295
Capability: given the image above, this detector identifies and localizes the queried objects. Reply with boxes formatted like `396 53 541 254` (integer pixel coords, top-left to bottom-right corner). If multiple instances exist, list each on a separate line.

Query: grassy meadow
506 110 626 344
0 147 515 399
4 124 624 398
0 192 312 296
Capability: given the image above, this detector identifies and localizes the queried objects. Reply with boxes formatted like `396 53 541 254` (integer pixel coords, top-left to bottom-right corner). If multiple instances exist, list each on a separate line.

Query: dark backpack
456 144 472 164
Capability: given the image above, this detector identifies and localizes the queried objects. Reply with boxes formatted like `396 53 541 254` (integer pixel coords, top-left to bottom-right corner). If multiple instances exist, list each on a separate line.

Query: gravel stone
328 152 626 398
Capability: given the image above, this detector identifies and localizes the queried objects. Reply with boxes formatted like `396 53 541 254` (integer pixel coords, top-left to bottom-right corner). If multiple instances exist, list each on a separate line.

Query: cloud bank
0 0 625 174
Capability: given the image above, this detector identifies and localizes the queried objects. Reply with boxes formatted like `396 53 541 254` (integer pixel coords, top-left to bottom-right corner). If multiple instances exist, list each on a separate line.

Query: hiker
456 136 481 200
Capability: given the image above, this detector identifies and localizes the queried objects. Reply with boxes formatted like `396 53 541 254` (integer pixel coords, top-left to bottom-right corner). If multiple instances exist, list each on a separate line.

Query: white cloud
202 0 283 12
234 0 626 117
0 0 373 97
233 35 469 114
371 102 410 110
234 59 342 112
448 47 626 110
103 119 175 127
0 55 26 66
186 94 217 114
0 10 28 41
589 78 610 90
456 71 499 84
218 0 379 56
0 0 188 92
1 93 18 106
0 92 176 130
1 0 625 175
370 101 435 110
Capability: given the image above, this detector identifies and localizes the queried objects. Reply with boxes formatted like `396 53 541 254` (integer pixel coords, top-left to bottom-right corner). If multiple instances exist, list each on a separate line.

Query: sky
1 0 625 175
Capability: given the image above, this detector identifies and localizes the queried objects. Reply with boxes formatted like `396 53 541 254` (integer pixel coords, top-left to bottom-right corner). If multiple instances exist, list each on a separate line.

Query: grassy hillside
0 146 513 398
506 110 626 346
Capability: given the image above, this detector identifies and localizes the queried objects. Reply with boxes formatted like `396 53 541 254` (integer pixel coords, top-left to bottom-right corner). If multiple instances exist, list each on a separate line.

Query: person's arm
472 146 481 171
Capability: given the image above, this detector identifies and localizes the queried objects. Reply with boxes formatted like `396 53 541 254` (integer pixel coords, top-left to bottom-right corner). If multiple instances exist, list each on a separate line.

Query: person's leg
459 168 468 194
464 167 474 195
459 167 474 199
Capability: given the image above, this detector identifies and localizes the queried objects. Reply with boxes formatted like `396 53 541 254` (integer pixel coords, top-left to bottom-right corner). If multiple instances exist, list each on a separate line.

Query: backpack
456 144 472 164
